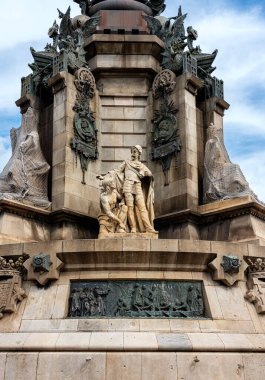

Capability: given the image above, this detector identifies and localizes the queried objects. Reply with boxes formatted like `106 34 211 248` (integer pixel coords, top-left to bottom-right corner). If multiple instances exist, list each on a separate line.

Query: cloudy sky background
0 0 265 199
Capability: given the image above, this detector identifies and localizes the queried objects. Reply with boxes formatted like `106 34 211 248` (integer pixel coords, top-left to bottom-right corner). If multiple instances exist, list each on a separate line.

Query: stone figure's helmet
132 145 143 156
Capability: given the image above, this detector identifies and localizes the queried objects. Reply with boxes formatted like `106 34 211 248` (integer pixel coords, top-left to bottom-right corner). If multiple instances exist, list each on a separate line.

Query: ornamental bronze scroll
68 280 205 318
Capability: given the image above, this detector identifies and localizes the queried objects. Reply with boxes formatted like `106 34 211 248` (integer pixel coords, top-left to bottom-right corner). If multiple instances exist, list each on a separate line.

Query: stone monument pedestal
0 1 265 379
0 238 265 378
98 232 158 239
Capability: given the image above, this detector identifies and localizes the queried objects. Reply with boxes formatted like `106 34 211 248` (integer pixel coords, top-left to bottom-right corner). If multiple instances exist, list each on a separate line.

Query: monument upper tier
73 0 166 16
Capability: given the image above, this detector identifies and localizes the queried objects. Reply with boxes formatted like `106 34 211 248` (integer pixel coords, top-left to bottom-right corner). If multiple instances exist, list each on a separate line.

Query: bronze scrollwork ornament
71 68 98 184
152 69 181 185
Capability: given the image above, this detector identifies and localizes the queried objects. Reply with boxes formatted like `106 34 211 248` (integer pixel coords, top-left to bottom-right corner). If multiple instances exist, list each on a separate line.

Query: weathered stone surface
89 332 123 350
243 353 265 379
56 333 91 350
187 333 225 351
157 333 192 351
37 353 105 380
169 319 201 333
199 320 255 334
214 285 251 321
108 319 139 332
78 319 109 332
124 332 158 350
0 354 6 380
177 353 244 380
141 353 177 380
106 352 141 380
139 319 170 331
22 284 58 320
218 333 255 351
4 353 38 380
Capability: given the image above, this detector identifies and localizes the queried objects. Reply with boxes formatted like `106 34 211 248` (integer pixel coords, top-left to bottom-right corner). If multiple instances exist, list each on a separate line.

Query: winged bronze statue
58 6 74 38
83 15 101 38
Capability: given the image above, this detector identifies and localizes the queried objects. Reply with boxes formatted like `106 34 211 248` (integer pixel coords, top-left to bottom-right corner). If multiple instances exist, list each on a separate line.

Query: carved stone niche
0 255 28 319
245 257 265 314
23 252 63 286
208 253 247 286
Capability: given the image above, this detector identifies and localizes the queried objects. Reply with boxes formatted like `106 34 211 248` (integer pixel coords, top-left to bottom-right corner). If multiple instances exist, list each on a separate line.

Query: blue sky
0 0 265 199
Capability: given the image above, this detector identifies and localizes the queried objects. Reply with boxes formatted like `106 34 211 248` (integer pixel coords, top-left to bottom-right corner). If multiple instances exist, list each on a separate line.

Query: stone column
49 71 100 238
154 73 204 217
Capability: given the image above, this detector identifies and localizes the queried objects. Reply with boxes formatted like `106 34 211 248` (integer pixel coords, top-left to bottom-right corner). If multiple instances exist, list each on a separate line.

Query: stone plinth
98 232 158 239
156 196 265 244
0 199 98 243
0 238 265 378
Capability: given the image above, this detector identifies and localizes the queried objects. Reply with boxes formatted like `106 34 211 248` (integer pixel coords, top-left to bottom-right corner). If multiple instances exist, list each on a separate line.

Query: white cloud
0 136 11 172
0 1 80 49
0 1 80 113
164 2 265 200
232 151 265 201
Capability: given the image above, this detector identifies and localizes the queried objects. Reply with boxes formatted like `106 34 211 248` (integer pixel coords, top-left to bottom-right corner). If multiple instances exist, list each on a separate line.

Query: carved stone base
0 200 98 243
98 232 158 239
0 269 27 319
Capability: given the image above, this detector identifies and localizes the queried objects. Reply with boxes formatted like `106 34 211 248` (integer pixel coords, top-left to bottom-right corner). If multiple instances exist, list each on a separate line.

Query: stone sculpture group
98 145 157 237
0 107 50 208
203 122 258 203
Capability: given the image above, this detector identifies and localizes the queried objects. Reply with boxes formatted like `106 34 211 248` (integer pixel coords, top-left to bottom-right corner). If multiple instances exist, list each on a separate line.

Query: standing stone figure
119 145 157 234
97 145 157 235
203 123 258 203
0 107 50 208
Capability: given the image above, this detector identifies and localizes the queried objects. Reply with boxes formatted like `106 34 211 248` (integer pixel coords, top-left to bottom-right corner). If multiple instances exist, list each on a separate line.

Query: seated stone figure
203 123 258 203
98 175 127 236
0 107 50 208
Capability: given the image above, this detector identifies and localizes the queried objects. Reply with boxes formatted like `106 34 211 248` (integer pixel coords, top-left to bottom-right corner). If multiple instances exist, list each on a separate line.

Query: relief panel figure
203 123 258 203
68 280 205 319
0 107 50 208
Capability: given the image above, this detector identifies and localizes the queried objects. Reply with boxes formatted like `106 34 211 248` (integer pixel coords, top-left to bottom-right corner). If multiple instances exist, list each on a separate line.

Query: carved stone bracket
152 69 181 185
71 67 98 184
0 254 28 319
185 73 203 95
49 72 67 94
23 252 64 286
245 257 265 314
208 253 247 286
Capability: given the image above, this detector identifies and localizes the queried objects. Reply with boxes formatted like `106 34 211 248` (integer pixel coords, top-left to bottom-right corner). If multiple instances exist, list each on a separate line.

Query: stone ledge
18 317 257 335
1 238 265 272
0 332 265 352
